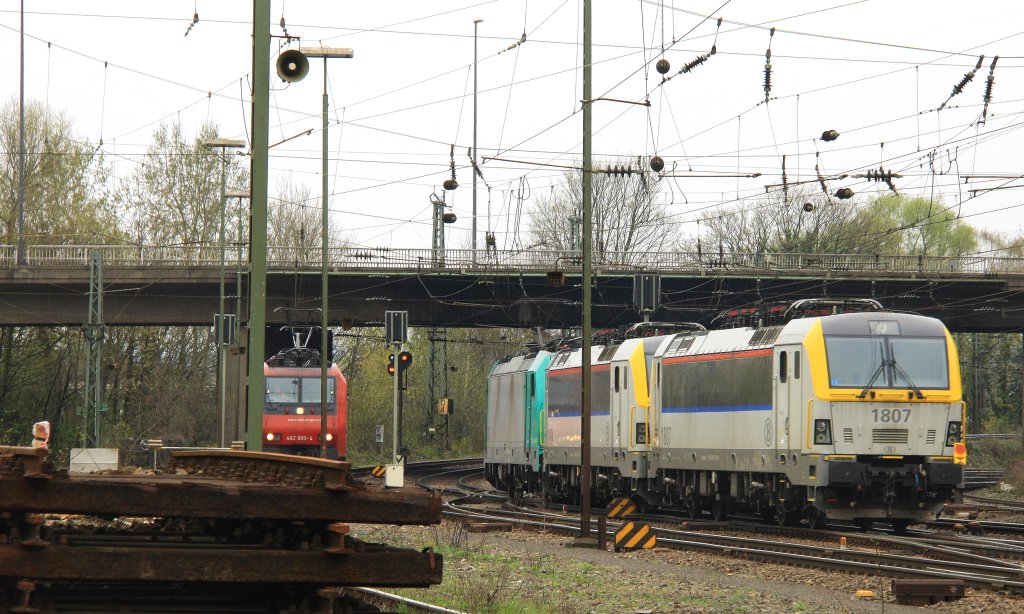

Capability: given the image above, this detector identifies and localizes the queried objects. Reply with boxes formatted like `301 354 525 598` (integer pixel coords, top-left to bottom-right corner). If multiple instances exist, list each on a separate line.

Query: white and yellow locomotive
484 305 966 530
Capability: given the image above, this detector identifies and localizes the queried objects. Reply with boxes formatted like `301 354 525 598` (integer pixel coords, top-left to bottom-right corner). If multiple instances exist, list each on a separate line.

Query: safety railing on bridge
1 244 1022 276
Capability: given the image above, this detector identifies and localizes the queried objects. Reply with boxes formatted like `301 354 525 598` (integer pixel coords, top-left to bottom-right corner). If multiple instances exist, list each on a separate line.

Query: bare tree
115 120 245 249
528 157 674 263
1 99 115 245
695 187 892 256
268 176 352 265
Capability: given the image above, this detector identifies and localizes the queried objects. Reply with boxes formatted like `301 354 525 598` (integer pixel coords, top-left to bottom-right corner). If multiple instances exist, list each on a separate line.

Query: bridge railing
2 245 1022 276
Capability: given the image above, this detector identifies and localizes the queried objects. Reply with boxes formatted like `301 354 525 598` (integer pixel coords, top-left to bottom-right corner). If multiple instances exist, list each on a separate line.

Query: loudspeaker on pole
276 49 309 82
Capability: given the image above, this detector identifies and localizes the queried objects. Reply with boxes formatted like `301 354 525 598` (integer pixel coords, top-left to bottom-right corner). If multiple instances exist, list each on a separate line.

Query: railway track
965 494 1024 510
0 446 445 613
444 498 1024 595
964 468 1006 490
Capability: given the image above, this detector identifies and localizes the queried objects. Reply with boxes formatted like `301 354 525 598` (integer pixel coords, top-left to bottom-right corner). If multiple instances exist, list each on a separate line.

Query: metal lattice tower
81 250 106 447
427 192 450 448
430 191 446 266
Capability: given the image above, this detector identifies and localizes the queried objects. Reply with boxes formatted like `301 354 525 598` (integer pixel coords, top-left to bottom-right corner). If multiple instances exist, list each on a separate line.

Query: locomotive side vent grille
926 430 937 445
872 428 908 444
749 326 783 346
597 345 619 362
843 428 854 444
668 337 695 355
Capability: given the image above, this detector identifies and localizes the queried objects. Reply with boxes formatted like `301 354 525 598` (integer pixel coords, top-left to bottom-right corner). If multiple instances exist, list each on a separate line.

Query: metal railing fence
2 244 1022 276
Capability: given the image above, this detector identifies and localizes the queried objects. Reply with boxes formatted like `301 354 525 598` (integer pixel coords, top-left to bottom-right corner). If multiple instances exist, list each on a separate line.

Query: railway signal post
385 311 409 487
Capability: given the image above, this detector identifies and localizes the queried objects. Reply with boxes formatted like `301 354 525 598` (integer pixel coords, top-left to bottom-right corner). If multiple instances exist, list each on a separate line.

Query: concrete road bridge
2 244 1023 332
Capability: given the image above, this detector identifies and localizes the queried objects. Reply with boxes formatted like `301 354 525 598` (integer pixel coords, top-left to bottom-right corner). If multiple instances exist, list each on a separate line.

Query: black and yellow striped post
613 521 657 552
606 497 638 519
371 465 386 478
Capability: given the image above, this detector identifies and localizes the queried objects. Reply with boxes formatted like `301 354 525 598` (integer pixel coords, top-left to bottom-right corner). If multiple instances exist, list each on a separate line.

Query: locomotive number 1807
871 408 911 423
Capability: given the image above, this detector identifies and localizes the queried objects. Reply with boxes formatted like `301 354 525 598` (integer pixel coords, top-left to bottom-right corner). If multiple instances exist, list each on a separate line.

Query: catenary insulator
835 187 854 200
656 58 670 75
650 156 665 172
443 178 458 191
821 130 839 142
682 53 710 74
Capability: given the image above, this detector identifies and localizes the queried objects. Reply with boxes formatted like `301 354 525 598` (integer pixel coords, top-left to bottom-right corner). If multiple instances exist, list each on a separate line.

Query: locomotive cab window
824 335 948 389
300 377 336 403
267 378 299 403
266 376 336 404
779 352 788 382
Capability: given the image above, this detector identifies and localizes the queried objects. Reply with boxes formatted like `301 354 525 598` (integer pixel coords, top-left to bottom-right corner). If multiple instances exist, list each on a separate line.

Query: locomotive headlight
946 421 963 446
813 419 833 445
326 433 334 442
296 407 305 415
265 433 275 442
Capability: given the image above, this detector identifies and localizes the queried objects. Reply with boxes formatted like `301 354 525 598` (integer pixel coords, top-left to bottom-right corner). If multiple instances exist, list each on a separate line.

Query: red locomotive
263 332 348 459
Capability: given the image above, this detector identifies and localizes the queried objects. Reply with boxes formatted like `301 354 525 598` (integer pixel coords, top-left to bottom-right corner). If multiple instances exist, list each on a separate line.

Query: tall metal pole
228 190 250 444
235 194 243 328
579 0 594 541
218 155 227 448
472 19 482 259
247 0 271 452
203 141 244 445
320 58 330 458
205 138 245 448
17 0 26 265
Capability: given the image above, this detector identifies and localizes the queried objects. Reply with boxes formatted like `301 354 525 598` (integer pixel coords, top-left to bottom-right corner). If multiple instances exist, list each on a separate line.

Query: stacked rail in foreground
0 446 443 613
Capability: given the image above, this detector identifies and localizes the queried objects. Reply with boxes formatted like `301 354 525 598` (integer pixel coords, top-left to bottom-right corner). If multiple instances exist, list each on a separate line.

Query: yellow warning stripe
614 522 657 550
608 498 637 519
624 524 651 548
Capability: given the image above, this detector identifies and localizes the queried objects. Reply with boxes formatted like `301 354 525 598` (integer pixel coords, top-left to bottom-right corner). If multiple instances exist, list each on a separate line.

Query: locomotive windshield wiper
856 359 890 398
892 360 925 399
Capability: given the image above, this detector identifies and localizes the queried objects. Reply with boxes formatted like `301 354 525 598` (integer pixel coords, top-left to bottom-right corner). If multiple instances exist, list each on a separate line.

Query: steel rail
350 457 482 478
345 587 466 614
445 502 1024 593
964 494 1024 509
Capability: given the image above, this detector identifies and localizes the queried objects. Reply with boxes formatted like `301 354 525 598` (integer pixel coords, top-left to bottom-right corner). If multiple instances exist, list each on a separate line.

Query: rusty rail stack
0 446 444 613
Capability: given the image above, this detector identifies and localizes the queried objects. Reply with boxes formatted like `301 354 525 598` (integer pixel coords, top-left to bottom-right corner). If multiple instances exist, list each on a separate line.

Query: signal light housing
397 351 413 373
813 419 833 445
946 421 963 447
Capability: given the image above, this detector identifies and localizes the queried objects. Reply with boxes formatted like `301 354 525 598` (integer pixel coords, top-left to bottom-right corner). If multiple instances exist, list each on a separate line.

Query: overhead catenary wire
6 4 1024 250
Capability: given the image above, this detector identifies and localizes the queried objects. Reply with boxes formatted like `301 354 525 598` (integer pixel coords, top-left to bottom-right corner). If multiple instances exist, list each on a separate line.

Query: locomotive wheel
712 495 730 521
807 510 827 530
890 519 911 535
853 518 874 531
775 502 796 527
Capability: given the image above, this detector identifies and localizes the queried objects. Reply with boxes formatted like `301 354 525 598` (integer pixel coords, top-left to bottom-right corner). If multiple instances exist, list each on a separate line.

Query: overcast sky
2 1 1023 252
